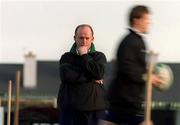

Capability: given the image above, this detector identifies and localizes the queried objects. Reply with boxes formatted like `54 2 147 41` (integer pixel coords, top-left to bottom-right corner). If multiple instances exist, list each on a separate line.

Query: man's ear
92 36 94 41
74 36 76 41
134 18 141 26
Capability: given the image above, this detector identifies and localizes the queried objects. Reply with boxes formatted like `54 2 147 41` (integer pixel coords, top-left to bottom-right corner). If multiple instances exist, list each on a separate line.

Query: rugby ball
154 63 174 91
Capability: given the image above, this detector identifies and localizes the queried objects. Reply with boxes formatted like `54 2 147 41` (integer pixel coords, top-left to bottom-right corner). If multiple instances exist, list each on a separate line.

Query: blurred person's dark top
108 29 147 115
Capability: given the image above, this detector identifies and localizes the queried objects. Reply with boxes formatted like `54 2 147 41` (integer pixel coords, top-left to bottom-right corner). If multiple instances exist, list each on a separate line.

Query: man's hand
95 79 103 84
151 74 163 87
78 46 88 55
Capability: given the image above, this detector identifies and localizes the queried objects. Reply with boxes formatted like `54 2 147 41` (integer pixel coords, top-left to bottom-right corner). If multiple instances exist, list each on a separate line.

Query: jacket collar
129 28 145 38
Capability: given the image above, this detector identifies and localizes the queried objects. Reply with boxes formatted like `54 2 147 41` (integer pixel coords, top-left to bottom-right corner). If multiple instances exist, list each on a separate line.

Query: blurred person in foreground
99 5 162 125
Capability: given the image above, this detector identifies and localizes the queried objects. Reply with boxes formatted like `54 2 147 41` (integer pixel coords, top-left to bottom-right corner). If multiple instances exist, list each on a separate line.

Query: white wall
0 0 180 63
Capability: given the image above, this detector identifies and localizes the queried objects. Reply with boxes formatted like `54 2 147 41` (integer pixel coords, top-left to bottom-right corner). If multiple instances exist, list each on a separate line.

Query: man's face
139 13 151 33
74 26 94 49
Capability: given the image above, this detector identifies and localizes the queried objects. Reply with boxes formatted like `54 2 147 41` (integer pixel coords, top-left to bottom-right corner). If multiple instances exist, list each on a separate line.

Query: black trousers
59 110 106 125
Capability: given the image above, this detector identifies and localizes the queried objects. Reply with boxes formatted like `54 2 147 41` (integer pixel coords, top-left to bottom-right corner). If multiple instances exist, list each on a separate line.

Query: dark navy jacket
57 43 107 111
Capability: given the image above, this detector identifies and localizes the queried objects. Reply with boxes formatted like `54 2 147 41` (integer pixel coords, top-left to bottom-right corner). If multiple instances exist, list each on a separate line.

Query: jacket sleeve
117 39 146 84
80 52 107 80
59 54 89 84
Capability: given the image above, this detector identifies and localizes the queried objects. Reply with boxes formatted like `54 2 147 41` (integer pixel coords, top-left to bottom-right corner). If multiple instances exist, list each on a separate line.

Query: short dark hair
129 5 150 26
74 24 94 36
